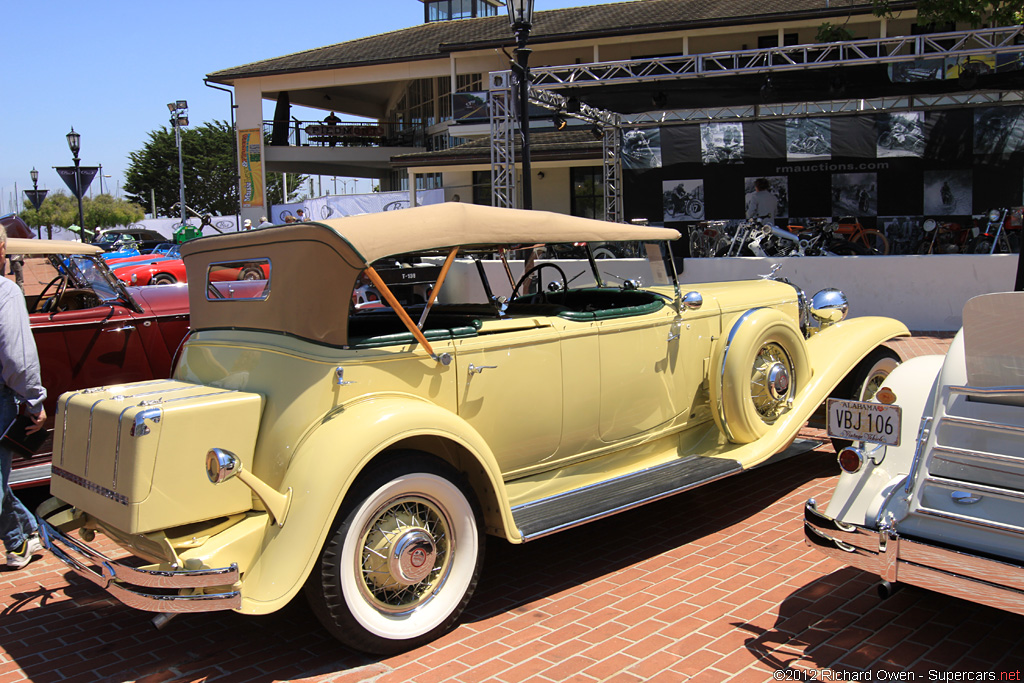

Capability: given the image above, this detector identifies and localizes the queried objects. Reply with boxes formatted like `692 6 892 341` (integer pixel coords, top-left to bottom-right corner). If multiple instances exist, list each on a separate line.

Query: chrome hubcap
389 529 437 585
751 342 794 422
766 362 790 400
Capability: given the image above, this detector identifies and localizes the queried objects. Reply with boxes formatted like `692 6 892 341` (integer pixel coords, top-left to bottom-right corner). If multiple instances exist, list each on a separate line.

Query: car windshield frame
58 254 143 313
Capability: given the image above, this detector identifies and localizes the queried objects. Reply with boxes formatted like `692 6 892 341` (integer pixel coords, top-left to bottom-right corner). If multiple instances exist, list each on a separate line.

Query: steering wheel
510 263 570 305
36 275 69 313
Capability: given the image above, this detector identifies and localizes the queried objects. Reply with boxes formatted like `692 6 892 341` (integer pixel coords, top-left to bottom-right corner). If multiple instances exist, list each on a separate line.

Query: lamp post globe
66 127 86 235
504 0 535 210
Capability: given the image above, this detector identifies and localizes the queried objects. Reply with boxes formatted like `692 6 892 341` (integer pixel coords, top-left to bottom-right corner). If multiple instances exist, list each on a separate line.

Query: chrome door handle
103 325 135 334
467 364 497 376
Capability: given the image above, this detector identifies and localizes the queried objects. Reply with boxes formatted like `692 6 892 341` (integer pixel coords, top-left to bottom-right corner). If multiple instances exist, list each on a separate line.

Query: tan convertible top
185 203 679 266
182 204 680 348
6 238 102 256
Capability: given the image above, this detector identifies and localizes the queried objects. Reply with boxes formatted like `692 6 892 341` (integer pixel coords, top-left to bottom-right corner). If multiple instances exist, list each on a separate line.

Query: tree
20 191 145 239
872 0 1023 28
123 120 304 219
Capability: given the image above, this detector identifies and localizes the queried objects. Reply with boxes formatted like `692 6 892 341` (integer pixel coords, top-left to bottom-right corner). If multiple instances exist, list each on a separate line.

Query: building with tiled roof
207 0 1024 239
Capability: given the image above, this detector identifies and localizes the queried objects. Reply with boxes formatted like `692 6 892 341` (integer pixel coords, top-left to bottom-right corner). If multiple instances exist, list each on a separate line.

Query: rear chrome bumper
804 499 1024 616
37 508 241 614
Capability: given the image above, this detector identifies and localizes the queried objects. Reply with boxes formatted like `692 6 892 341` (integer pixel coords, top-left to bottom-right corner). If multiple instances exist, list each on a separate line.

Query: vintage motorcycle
918 218 977 254
966 208 1021 254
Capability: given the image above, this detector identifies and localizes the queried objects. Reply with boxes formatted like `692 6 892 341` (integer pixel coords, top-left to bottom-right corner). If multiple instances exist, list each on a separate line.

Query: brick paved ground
8 333 1022 683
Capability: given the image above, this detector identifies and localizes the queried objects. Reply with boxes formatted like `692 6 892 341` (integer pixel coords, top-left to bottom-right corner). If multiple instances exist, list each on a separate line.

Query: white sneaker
5 534 43 570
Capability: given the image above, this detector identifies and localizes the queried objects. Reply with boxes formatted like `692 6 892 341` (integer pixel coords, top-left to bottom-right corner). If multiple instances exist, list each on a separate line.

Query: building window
757 33 799 49
472 171 492 206
571 167 604 219
425 0 498 23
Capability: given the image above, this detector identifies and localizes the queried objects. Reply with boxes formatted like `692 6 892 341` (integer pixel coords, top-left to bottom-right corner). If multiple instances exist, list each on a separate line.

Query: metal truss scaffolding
529 25 1023 87
489 25 1024 220
488 71 517 210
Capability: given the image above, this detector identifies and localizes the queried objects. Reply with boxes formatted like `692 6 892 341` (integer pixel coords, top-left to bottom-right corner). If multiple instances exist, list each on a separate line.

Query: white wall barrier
678 254 1020 331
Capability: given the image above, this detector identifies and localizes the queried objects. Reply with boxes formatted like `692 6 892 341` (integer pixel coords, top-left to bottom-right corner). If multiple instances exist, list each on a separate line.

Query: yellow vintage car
38 203 907 654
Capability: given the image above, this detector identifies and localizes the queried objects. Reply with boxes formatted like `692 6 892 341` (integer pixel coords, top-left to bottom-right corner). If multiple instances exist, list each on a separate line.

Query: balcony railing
263 120 427 148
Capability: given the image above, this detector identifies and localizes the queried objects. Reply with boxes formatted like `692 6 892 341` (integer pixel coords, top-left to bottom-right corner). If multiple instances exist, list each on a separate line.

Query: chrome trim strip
51 466 129 506
914 506 1024 535
904 415 932 494
37 516 241 613
513 465 740 541
805 499 1024 616
923 475 1024 503
138 390 235 406
940 414 1024 437
949 385 1024 398
59 391 83 466
716 308 764 443
931 445 1023 467
85 398 107 478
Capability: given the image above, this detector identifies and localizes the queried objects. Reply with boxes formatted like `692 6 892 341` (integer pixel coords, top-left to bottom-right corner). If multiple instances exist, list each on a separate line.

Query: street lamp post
167 100 189 228
505 0 535 210
66 127 86 232
30 168 42 238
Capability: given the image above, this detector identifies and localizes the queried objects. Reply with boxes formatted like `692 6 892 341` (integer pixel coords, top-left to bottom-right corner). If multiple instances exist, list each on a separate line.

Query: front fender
803 316 910 397
235 394 517 615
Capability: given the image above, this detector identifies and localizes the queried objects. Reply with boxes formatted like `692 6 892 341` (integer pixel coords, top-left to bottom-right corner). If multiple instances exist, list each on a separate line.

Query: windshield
63 255 131 304
538 240 677 289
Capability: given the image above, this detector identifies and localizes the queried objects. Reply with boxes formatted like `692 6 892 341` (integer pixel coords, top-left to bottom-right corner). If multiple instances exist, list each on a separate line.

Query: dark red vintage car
8 239 190 488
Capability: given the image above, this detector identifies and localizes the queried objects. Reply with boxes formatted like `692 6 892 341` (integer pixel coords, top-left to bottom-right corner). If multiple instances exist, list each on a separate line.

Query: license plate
826 398 902 447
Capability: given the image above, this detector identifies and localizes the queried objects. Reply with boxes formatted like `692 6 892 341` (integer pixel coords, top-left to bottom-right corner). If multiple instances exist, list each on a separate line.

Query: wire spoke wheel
358 495 452 614
750 341 794 423
306 454 483 655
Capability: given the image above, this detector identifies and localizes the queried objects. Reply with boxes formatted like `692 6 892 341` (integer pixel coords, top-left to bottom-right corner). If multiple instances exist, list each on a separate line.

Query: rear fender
233 394 516 614
825 353 945 527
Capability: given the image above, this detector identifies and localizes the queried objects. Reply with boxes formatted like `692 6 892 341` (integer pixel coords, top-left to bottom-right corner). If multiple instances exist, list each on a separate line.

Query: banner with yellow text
238 129 264 208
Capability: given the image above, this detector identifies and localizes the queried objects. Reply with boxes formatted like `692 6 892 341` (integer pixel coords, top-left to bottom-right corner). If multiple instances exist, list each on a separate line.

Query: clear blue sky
1 0 621 214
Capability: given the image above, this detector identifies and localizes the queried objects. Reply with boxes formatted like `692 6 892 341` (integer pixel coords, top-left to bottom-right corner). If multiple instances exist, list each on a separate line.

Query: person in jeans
0 225 46 569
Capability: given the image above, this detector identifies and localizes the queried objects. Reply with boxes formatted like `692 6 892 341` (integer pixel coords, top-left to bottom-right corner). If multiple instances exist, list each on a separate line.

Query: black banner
54 166 99 199
23 189 48 210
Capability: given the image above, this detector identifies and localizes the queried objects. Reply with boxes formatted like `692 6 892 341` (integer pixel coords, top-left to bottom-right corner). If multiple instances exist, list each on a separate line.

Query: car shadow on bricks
1 580 378 683
465 448 839 623
734 566 1024 676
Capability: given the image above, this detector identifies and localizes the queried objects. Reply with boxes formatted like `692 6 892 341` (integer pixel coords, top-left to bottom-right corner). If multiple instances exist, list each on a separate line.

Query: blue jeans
0 389 37 553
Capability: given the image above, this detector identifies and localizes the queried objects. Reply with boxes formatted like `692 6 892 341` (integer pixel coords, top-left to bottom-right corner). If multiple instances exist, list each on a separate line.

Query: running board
510 437 823 541
511 455 742 541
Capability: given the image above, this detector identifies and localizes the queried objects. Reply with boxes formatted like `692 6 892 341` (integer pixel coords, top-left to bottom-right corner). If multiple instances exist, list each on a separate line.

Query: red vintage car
9 239 190 488
117 255 267 286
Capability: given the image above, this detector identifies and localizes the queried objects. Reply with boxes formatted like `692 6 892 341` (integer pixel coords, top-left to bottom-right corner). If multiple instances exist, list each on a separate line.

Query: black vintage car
92 227 167 252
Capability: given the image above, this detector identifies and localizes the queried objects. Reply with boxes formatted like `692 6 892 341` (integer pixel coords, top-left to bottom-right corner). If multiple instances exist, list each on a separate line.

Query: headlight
988 209 1001 223
131 273 138 284
923 218 937 232
809 288 849 325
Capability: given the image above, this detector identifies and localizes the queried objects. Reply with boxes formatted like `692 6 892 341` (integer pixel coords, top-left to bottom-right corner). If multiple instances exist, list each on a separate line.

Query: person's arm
0 285 46 417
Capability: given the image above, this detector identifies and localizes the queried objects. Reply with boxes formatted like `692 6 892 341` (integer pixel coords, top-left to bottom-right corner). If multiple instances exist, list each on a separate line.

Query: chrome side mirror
682 291 702 310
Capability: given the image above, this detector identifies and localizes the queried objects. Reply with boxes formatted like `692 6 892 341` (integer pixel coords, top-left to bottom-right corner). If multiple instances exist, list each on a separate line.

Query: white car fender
826 352 947 527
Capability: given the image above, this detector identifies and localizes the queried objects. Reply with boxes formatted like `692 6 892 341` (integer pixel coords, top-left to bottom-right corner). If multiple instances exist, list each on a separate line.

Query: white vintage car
38 203 907 654
806 291 1024 615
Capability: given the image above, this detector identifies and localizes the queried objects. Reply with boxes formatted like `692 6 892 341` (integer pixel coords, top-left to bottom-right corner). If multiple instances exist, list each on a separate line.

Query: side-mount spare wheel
305 452 484 655
711 308 810 444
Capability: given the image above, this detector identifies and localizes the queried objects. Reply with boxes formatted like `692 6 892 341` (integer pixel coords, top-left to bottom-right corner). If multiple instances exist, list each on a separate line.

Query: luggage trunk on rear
51 379 264 534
